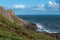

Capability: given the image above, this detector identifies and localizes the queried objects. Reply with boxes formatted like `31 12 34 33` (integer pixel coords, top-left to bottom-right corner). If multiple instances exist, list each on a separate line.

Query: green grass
0 14 57 40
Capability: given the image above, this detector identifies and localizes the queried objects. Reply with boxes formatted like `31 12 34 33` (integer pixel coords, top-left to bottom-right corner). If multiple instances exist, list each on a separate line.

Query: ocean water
18 15 60 33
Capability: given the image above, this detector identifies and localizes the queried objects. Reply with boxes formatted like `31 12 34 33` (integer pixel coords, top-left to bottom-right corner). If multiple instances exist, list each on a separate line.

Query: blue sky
0 0 56 6
0 0 60 15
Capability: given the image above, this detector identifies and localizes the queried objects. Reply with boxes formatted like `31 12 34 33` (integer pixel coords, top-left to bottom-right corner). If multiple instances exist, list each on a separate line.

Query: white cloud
38 4 46 10
48 1 59 8
12 4 26 9
34 4 46 11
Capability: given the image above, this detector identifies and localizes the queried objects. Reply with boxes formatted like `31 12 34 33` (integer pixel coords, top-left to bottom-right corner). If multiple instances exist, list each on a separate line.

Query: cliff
0 6 57 40
0 6 37 31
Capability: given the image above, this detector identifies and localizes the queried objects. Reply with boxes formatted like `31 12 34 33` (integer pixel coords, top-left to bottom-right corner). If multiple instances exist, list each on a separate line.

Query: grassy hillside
0 14 57 40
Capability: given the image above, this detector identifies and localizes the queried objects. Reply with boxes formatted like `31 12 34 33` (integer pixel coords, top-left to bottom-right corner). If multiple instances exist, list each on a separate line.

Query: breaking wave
36 23 58 33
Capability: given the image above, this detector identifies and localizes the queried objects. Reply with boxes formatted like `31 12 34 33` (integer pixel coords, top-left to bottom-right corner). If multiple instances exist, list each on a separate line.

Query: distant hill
0 6 57 40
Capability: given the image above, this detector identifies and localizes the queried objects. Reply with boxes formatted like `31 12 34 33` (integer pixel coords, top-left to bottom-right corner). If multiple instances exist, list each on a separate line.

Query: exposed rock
0 6 14 22
49 33 60 40
39 32 60 40
24 22 38 31
0 6 38 31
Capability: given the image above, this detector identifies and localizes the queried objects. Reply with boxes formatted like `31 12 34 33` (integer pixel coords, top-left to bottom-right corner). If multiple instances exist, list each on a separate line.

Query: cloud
12 4 26 9
5 1 59 11
38 4 46 10
34 1 60 11
48 1 59 8
34 4 46 11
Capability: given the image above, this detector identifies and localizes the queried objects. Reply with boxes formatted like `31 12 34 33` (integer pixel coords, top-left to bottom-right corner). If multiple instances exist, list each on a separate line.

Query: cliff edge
0 6 37 31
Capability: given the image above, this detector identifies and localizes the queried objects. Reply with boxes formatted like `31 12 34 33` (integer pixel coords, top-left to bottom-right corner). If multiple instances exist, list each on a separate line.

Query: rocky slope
0 6 58 40
0 6 37 31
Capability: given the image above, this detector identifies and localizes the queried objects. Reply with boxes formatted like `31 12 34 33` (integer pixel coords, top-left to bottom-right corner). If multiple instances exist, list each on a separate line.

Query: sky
0 0 60 15
0 0 56 6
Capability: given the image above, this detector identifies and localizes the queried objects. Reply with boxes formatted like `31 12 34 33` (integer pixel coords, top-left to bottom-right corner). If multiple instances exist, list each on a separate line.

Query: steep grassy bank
0 14 57 40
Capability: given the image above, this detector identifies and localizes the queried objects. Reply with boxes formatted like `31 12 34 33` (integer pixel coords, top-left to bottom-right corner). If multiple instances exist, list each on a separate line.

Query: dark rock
39 31 60 40
24 22 38 31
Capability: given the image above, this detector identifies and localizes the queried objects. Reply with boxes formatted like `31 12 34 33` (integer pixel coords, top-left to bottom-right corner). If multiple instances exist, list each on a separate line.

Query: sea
17 15 60 33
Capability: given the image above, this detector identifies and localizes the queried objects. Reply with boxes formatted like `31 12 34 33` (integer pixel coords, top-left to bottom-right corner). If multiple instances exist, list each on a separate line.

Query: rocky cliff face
0 6 14 22
0 6 37 31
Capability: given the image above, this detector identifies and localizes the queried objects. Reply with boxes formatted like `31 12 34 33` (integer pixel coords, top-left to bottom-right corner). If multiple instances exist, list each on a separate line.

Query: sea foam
36 23 58 33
